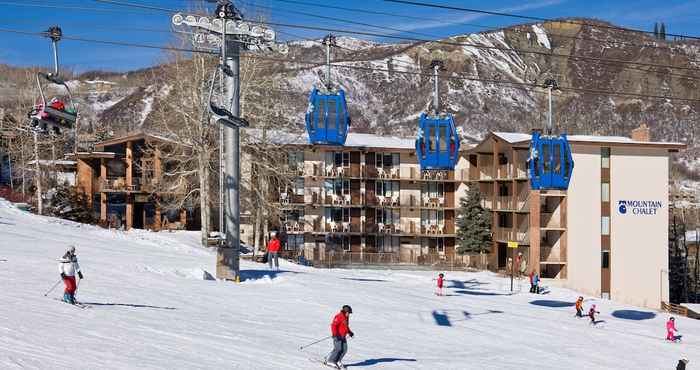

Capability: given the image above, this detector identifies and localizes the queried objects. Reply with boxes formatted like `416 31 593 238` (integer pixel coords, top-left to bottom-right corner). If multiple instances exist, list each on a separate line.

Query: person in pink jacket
666 317 682 342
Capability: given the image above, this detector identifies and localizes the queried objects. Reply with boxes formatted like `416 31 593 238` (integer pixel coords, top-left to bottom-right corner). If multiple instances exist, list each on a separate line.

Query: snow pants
327 337 348 364
63 276 76 304
576 308 582 317
268 252 279 269
63 276 76 294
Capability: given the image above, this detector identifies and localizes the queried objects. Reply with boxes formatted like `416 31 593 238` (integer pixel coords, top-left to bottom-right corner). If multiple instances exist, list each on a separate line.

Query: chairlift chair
207 64 249 129
28 26 77 135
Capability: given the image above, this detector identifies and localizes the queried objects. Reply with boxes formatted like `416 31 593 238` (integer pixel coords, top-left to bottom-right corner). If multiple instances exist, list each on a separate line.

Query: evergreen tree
660 23 666 40
456 186 492 257
653 22 659 39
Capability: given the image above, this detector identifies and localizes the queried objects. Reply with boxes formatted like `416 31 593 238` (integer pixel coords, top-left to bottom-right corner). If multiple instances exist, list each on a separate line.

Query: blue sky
0 0 698 72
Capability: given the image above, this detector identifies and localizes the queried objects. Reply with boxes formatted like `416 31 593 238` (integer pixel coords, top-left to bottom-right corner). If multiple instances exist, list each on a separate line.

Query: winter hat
670 317 675 321
342 305 353 314
591 304 596 309
68 245 76 253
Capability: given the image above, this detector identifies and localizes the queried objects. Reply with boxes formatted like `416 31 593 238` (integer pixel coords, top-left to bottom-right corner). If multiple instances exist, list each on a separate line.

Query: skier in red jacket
436 273 445 296
266 231 281 271
325 305 354 369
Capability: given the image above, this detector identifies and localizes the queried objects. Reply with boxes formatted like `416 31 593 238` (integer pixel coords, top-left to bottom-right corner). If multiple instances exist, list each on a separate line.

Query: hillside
1 19 699 163
0 198 698 369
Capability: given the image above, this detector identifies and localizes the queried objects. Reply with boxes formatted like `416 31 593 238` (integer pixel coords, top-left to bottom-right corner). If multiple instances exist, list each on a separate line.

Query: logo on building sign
618 200 663 215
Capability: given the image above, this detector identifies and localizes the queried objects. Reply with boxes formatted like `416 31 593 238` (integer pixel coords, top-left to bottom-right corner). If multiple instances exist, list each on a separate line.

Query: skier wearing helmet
58 245 83 304
325 305 354 369
588 304 600 325
266 231 281 271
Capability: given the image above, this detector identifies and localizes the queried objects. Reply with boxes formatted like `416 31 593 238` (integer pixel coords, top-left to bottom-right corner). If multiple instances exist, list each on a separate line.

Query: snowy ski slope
0 199 697 369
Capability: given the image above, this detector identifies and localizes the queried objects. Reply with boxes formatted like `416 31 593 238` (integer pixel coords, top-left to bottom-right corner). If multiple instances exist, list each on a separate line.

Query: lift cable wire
90 0 700 76
384 0 700 42
1 28 699 103
263 0 700 58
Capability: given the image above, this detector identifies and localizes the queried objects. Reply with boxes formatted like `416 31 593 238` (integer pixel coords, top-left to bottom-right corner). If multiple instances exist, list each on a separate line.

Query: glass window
440 126 448 152
437 238 445 253
429 126 435 152
601 147 610 168
327 98 336 129
317 99 325 128
601 216 610 236
286 234 304 251
342 236 351 251
601 250 610 269
288 151 304 168
293 177 304 196
601 182 610 202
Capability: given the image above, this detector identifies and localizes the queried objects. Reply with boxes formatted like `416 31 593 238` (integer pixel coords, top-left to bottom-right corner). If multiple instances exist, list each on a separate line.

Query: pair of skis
52 297 90 309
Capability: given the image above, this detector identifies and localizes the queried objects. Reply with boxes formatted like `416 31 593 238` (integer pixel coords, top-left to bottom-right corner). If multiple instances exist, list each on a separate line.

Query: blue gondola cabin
415 112 460 170
528 131 574 190
305 87 350 146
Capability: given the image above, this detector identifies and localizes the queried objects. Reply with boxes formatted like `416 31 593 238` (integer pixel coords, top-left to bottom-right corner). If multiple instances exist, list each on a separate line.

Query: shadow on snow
339 278 388 282
453 290 512 296
529 300 574 308
611 310 656 320
81 302 176 310
432 309 503 326
240 270 302 281
346 358 417 367
447 279 489 289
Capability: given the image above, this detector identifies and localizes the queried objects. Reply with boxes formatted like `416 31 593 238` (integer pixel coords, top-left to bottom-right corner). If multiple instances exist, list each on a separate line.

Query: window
375 152 400 168
325 207 350 223
376 180 399 197
292 177 304 196
439 126 447 152
601 182 610 202
342 236 351 251
421 209 445 226
601 250 610 269
376 236 400 252
376 208 400 225
601 147 610 169
281 209 304 223
428 126 436 152
437 238 446 254
325 152 349 168
286 234 304 251
325 179 349 196
601 216 610 236
288 151 304 168
422 182 444 198
317 99 325 128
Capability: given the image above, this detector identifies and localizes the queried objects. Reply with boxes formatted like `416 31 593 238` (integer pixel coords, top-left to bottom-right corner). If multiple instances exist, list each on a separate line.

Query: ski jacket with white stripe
59 256 81 277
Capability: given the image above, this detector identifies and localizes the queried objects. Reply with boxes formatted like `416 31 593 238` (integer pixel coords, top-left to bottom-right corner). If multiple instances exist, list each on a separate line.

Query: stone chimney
631 123 651 142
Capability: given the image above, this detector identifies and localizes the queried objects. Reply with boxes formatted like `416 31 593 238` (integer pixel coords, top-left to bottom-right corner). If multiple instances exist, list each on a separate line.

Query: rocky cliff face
2 19 699 170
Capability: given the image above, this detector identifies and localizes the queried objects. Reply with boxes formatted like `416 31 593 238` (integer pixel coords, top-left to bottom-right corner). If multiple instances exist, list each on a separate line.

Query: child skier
436 273 445 296
575 296 584 318
58 245 83 304
667 317 682 342
325 305 354 369
588 304 600 325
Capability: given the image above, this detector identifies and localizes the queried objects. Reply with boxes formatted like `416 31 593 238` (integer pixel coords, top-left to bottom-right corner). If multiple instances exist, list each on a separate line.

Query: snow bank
532 24 551 49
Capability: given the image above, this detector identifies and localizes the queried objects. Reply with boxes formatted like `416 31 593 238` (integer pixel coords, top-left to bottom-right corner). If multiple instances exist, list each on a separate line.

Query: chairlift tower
172 0 287 281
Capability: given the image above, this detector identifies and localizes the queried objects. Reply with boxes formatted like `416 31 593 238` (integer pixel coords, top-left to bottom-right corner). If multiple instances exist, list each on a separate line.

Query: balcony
494 228 529 243
282 221 304 233
421 195 446 208
540 246 562 263
325 222 361 233
540 213 563 229
368 195 400 207
421 223 448 235
495 196 515 210
497 164 513 179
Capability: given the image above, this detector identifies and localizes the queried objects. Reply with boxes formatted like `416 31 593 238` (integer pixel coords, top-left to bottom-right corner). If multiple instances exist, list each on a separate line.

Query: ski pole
299 335 332 351
44 278 62 296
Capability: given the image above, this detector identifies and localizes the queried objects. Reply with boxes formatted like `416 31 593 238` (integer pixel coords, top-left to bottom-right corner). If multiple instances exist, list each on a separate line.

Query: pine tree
456 186 492 259
653 22 659 39
46 183 94 223
660 23 666 40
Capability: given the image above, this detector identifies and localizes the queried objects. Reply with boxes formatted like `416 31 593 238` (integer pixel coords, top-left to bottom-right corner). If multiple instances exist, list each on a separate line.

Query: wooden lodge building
73 132 198 231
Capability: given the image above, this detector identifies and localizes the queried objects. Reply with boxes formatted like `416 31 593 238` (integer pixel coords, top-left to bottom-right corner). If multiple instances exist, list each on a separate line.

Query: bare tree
145 51 218 246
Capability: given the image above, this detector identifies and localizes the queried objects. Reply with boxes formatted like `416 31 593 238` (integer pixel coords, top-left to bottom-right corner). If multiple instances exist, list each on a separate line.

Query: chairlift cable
1 27 699 103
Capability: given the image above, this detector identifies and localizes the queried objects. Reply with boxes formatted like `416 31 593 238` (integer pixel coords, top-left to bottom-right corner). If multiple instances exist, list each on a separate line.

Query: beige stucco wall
565 144 602 298
610 147 669 309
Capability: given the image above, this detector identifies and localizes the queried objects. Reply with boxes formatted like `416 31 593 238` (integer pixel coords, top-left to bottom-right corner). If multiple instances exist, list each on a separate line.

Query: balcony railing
421 196 446 208
314 252 469 270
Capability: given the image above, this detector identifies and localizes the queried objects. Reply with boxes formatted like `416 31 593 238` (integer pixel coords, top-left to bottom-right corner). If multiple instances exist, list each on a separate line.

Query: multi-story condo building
256 132 469 268
469 126 684 308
